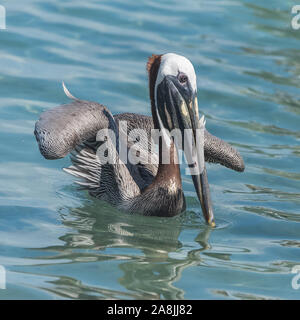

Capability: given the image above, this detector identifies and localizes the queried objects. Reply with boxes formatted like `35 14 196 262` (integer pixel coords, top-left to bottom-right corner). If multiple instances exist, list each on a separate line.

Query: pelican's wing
203 130 244 172
114 113 245 172
35 88 244 173
34 84 115 160
34 86 154 197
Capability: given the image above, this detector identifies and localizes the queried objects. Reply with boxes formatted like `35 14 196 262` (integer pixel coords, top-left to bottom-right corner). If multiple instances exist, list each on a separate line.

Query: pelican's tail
62 82 79 100
63 143 103 194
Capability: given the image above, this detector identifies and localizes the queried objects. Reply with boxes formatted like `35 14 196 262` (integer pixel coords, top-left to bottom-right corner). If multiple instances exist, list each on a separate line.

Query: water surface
0 0 300 299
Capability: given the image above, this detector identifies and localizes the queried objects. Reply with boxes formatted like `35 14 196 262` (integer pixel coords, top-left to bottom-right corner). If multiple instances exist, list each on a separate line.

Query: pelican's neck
146 54 182 191
135 54 184 216
149 103 182 192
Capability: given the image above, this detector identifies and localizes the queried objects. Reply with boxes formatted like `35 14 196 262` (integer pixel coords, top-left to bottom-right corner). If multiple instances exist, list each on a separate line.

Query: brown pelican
34 53 244 226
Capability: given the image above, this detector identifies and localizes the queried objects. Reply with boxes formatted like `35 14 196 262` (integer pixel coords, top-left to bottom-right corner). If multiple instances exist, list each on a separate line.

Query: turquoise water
0 0 299 299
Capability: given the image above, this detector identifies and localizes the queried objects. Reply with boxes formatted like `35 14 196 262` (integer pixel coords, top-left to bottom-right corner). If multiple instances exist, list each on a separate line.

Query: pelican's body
35 53 245 224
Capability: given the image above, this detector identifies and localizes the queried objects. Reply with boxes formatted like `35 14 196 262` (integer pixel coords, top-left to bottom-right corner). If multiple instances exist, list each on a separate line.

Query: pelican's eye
178 72 188 84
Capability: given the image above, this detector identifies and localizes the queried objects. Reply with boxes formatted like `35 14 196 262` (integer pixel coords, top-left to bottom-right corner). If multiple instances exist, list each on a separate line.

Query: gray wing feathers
35 99 244 173
34 99 112 159
204 130 244 172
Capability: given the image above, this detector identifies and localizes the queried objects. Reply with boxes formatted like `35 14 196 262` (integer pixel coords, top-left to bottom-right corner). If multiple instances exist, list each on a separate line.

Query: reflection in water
225 184 300 204
211 289 279 300
245 2 300 42
243 206 300 223
226 119 300 139
30 199 212 299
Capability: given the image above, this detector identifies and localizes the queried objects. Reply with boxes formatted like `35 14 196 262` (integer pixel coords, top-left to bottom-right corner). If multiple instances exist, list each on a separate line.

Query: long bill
156 75 215 226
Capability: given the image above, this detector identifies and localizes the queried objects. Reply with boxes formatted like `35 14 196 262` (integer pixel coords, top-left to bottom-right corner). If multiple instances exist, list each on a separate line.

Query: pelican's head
148 53 215 226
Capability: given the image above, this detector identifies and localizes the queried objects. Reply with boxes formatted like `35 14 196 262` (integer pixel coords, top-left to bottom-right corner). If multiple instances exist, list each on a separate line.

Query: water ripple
0 0 299 299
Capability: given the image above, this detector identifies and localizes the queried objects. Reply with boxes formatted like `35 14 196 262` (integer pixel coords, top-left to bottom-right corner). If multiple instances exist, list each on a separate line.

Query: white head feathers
155 53 197 93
